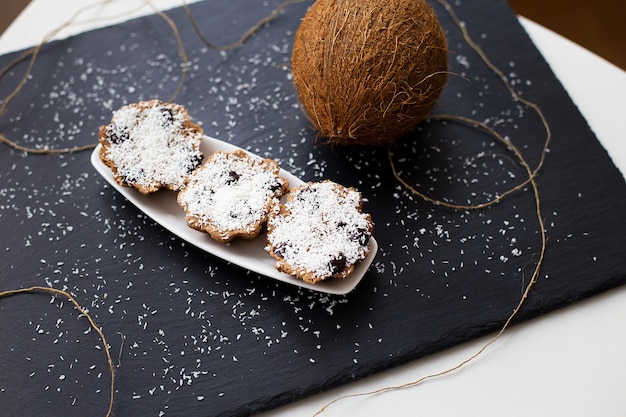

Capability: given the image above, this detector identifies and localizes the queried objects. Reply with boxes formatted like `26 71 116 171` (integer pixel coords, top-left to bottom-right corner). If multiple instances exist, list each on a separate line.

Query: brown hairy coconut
291 0 449 146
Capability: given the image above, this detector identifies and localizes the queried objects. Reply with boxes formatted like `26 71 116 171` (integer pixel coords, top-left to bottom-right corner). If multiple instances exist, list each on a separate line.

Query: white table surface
1 2 625 416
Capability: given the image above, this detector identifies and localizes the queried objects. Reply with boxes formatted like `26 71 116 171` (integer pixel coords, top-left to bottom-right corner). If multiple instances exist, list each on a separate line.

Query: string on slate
313 0 551 415
0 1 106 153
142 0 189 103
0 0 188 155
0 286 116 417
389 114 547 210
183 0 306 51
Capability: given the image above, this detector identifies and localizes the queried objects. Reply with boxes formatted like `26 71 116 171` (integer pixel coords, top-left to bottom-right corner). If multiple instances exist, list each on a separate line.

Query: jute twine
0 286 116 416
0 0 551 416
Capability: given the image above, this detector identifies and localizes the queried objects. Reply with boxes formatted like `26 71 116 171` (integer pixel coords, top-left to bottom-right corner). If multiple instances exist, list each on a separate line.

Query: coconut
291 0 449 146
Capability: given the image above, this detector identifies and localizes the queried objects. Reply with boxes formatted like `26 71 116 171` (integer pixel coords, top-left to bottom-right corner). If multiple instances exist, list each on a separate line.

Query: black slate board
1 0 625 416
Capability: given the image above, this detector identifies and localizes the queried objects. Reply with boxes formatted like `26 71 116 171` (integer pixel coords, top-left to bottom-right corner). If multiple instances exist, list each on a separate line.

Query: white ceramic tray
91 135 378 294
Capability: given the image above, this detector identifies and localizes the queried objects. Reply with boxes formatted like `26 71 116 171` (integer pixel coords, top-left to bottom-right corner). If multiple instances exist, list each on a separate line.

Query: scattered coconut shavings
0 2 597 414
0 38 554 405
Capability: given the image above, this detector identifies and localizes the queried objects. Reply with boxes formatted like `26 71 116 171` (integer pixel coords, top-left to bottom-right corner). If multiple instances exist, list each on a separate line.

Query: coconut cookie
266 180 373 284
98 99 204 194
177 150 289 243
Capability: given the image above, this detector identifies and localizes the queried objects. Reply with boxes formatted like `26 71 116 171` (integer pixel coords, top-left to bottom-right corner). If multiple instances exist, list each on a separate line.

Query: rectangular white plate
90 135 378 295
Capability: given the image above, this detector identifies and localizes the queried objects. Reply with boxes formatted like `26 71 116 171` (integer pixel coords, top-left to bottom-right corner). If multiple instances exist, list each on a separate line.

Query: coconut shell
291 0 448 146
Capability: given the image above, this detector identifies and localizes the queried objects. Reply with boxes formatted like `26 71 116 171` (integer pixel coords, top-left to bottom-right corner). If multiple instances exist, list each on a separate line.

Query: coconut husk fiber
291 0 449 146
